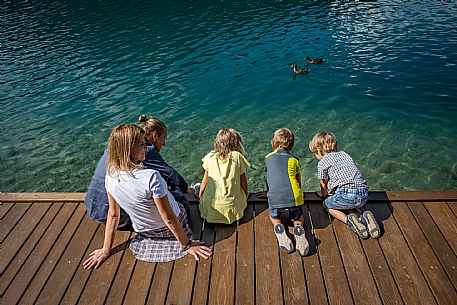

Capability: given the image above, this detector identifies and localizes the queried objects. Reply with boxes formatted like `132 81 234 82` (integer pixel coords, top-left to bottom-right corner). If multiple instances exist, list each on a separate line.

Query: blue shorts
324 188 368 210
269 206 303 221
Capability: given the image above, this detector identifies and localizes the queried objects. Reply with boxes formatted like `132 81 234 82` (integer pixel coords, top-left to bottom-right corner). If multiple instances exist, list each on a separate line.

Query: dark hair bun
138 114 149 123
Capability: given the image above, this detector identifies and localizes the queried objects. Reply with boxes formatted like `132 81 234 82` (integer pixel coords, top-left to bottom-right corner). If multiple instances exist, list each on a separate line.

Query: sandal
361 210 380 239
346 214 369 239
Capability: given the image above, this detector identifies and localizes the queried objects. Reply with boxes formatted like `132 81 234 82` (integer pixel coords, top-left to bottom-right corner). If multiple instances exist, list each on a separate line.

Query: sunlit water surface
1 0 456 192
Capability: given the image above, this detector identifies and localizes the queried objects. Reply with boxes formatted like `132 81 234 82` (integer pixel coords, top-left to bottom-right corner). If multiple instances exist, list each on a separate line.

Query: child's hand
255 191 267 198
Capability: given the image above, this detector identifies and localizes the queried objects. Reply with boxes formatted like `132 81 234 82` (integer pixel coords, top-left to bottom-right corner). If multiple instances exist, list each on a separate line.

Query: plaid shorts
129 204 193 262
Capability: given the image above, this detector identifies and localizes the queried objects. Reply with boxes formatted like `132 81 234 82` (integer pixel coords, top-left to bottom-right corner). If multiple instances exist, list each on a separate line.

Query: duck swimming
290 63 309 74
305 56 324 64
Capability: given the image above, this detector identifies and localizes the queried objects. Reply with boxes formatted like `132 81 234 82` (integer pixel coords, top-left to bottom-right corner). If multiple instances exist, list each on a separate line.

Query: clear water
1 0 457 192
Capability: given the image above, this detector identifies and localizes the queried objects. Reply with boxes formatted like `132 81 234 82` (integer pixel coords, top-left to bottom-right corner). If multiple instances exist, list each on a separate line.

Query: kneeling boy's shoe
293 225 309 256
361 210 380 239
274 224 294 253
346 214 369 239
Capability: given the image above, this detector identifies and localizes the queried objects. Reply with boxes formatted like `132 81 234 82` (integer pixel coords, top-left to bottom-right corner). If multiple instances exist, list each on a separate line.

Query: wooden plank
246 192 384 203
235 203 255 305
392 202 457 304
32 211 101 305
145 261 173 305
71 228 131 305
1 202 51 273
60 228 130 305
3 203 84 305
124 260 156 305
104 248 137 305
361 203 403 305
332 218 382 305
59 225 106 305
246 191 452 203
0 193 85 202
0 202 14 219
3 194 456 305
308 203 353 305
255 202 283 305
166 203 202 305
372 203 437 304
447 201 457 217
302 204 328 305
191 221 216 305
407 202 457 290
0 202 30 242
423 202 457 256
280 235 308 305
0 190 456 203
386 190 457 202
164 254 196 305
0 203 63 295
105 247 137 305
208 223 237 305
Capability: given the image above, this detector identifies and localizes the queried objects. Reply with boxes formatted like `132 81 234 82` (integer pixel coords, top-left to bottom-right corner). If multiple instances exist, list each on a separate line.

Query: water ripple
1 0 456 192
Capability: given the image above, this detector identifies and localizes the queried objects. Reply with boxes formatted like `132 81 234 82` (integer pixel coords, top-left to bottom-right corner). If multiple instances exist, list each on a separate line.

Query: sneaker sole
347 214 369 239
275 224 294 253
293 225 309 256
363 211 380 239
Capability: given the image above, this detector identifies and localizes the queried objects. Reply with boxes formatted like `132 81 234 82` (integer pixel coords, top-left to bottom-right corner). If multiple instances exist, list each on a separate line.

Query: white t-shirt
105 168 181 232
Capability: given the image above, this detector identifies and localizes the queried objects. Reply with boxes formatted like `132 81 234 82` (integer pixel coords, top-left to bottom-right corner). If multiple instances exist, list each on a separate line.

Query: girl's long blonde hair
107 124 145 176
214 128 245 159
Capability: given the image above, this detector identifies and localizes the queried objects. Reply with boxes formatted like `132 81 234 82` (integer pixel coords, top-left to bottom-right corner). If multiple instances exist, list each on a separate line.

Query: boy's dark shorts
269 206 303 222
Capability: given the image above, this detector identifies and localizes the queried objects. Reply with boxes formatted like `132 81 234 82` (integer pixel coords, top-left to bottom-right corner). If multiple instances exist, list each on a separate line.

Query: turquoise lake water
1 0 456 192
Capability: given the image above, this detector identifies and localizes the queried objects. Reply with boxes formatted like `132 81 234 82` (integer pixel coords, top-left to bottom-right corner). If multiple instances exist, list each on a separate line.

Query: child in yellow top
198 128 250 224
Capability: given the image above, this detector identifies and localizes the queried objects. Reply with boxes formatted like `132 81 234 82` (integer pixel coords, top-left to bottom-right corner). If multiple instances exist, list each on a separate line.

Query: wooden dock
1 191 456 305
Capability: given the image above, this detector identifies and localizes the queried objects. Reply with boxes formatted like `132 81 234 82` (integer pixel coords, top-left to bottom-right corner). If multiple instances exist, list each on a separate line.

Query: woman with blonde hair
198 128 250 224
83 124 211 269
84 114 192 230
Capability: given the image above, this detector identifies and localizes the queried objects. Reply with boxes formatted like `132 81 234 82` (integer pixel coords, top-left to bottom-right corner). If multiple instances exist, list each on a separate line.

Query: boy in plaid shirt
309 131 380 239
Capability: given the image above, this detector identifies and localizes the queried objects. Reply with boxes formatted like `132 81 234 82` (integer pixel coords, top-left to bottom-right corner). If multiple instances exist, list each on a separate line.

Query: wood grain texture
2 195 457 305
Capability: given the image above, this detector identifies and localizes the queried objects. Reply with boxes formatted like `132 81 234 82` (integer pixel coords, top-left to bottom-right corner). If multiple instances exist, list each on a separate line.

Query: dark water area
1 0 457 192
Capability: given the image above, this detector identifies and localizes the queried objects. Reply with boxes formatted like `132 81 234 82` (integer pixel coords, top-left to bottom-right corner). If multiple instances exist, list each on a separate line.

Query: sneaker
361 210 380 239
274 224 294 253
293 225 309 256
191 183 201 196
346 214 369 239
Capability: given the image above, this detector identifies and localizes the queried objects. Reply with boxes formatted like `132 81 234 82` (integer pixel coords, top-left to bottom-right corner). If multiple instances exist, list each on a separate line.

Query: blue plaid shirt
317 151 368 195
